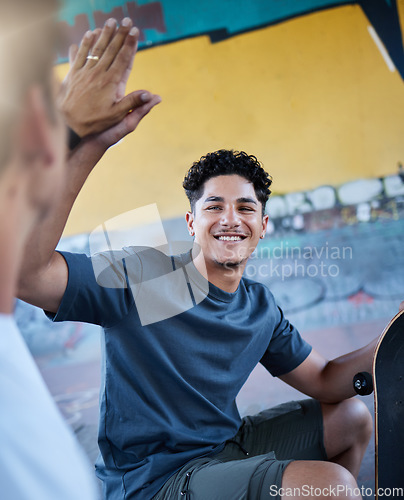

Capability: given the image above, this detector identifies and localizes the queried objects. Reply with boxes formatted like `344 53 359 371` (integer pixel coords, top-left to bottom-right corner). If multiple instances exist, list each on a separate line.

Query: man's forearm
321 338 378 402
18 140 106 287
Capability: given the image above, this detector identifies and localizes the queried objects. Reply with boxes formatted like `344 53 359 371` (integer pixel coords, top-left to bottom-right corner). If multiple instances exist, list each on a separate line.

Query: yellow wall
55 5 404 236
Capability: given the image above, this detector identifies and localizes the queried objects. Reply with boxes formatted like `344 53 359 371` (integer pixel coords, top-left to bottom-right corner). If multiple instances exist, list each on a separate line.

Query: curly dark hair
183 149 272 216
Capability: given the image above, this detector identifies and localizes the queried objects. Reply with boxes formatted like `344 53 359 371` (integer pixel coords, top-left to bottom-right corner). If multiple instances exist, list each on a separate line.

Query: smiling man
184 151 269 292
17 23 383 500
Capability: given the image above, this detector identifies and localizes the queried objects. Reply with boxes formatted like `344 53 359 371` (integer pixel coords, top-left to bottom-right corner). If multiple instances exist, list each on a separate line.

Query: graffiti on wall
57 1 166 59
253 169 404 329
56 0 404 79
266 168 404 234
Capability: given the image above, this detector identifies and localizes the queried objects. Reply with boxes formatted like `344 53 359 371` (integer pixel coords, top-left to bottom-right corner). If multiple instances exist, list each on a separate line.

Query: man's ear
261 214 269 239
17 85 56 167
185 211 195 237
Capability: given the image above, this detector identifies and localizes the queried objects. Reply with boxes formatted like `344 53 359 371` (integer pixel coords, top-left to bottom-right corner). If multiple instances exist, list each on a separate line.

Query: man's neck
191 247 245 293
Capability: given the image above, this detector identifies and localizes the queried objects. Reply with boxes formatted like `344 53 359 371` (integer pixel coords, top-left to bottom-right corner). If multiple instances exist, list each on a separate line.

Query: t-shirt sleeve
260 304 312 377
45 250 137 328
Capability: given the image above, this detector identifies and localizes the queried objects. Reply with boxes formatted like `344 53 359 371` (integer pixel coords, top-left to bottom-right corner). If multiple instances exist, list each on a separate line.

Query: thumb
116 90 155 115
122 94 162 135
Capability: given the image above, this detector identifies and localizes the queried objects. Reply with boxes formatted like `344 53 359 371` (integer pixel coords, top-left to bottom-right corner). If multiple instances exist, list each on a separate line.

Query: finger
68 44 79 66
126 94 162 130
135 94 162 116
87 29 102 62
114 90 156 117
92 28 102 44
86 18 117 67
73 31 95 70
99 18 134 70
109 26 139 80
111 94 161 144
95 94 161 148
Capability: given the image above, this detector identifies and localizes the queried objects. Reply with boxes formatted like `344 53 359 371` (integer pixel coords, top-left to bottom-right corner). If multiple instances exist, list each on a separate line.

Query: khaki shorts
153 399 327 500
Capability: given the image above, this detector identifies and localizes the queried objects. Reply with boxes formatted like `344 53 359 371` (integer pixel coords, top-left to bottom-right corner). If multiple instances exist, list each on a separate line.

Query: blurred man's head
0 0 65 213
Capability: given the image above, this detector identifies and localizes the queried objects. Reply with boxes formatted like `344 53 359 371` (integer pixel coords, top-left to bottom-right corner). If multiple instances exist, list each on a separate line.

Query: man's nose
220 206 241 226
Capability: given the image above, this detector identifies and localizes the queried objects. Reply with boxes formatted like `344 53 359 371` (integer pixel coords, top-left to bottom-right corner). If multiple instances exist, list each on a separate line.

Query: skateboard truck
353 371 373 396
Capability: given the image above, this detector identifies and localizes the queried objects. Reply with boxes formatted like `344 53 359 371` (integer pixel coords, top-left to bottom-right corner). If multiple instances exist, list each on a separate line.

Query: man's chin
214 258 245 269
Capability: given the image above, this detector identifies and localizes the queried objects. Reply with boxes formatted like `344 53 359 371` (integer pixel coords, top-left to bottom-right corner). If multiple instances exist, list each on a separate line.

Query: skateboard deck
373 309 404 497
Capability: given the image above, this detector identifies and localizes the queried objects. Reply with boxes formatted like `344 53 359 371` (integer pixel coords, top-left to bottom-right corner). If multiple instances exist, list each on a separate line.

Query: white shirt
0 314 98 500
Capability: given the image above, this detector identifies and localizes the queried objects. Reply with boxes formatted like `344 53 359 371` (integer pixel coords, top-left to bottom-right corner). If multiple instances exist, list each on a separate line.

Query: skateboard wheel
353 372 373 395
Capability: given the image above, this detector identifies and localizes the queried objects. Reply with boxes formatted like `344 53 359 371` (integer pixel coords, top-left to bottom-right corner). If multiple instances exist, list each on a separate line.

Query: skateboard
353 309 404 498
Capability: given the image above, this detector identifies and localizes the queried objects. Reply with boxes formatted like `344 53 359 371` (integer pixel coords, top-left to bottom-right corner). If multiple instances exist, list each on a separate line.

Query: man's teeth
217 236 243 241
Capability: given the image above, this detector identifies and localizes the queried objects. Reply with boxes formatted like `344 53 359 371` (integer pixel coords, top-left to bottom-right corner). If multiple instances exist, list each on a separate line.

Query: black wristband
68 127 82 150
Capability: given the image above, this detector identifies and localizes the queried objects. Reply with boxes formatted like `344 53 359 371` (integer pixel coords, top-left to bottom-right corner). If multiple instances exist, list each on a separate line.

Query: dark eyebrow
203 196 224 203
203 196 257 205
237 197 257 205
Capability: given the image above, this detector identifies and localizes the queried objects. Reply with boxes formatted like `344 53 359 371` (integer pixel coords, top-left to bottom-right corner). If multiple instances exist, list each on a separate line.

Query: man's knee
349 398 373 440
323 398 373 446
282 460 362 499
338 398 373 443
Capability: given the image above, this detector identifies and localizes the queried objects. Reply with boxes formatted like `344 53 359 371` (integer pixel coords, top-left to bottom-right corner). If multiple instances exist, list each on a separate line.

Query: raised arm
17 19 161 313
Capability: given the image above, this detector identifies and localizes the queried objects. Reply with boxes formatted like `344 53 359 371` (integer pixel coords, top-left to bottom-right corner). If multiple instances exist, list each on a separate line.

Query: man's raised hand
57 18 160 139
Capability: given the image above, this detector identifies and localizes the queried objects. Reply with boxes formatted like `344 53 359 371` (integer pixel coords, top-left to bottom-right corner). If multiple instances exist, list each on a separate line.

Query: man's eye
240 207 254 211
206 206 221 210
